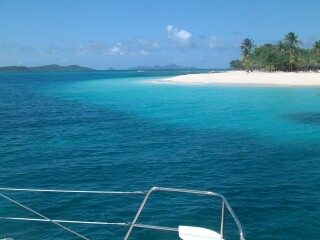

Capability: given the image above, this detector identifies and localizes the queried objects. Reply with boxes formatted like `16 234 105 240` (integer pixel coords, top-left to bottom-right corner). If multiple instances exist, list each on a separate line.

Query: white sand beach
153 71 320 86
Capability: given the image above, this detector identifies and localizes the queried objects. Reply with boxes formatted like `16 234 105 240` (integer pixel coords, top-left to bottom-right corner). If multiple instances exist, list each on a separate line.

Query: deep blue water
0 70 319 240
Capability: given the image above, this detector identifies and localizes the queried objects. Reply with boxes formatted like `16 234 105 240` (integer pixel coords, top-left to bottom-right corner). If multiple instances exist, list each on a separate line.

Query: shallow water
0 70 319 240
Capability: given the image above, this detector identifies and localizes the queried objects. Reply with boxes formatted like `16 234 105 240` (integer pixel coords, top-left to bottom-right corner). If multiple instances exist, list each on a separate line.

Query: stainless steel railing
0 186 245 240
124 187 245 240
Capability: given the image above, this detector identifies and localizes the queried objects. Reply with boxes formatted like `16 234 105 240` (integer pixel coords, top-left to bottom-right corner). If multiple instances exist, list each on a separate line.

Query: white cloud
105 38 159 56
44 45 61 55
136 37 159 49
70 38 160 56
107 43 127 55
139 50 150 55
76 41 108 55
167 25 193 47
209 36 223 48
77 45 89 55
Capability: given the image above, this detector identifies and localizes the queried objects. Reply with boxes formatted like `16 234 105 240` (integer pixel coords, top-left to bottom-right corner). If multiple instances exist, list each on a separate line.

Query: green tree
229 60 243 70
284 32 302 47
229 33 320 72
240 38 256 72
277 41 289 54
284 32 302 71
314 40 320 55
240 38 256 59
312 40 320 69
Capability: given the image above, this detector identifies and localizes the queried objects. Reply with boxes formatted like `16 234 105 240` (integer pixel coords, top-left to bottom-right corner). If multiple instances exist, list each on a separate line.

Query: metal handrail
124 187 245 240
0 186 245 240
0 187 145 194
0 193 90 240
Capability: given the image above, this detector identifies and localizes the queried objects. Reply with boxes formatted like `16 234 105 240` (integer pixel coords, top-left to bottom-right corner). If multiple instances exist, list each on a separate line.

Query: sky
1 0 320 69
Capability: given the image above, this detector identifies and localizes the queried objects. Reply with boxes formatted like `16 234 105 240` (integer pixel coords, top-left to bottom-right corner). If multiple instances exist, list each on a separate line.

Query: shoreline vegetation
230 32 320 72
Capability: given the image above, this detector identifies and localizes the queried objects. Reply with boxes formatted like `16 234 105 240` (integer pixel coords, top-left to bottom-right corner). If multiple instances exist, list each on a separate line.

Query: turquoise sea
0 70 319 240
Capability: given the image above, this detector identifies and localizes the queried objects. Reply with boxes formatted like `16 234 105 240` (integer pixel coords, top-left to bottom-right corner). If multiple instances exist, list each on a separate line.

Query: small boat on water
0 187 245 240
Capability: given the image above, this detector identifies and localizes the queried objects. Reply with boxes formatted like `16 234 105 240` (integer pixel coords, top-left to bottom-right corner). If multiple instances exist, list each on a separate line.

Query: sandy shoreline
152 71 320 86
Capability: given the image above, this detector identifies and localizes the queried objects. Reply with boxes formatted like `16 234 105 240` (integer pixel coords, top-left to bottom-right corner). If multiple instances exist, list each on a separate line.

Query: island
153 32 320 86
0 64 96 72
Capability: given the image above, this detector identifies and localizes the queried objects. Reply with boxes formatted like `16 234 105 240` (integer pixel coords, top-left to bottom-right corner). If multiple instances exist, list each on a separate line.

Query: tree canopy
240 38 256 58
230 32 320 72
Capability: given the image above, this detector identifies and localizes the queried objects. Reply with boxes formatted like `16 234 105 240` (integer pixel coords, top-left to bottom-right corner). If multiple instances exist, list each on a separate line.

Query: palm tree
284 32 302 47
241 38 256 59
312 40 320 71
284 32 302 71
314 40 320 55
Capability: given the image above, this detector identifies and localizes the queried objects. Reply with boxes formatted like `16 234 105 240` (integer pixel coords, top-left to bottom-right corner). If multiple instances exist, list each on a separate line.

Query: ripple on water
0 72 320 240
284 112 320 125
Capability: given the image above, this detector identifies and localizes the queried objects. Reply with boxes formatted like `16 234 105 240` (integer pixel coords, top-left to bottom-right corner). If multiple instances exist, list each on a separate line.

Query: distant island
0 64 96 73
0 64 200 72
127 64 198 70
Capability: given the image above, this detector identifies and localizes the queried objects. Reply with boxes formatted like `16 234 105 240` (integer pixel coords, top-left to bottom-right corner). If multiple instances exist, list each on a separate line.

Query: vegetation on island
230 32 320 72
0 64 95 73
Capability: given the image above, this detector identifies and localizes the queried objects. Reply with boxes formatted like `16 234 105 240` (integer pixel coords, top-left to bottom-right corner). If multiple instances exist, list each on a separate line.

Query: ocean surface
0 70 319 240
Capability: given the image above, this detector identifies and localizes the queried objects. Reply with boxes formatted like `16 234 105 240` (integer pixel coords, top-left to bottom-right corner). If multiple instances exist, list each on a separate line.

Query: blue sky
1 0 319 69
